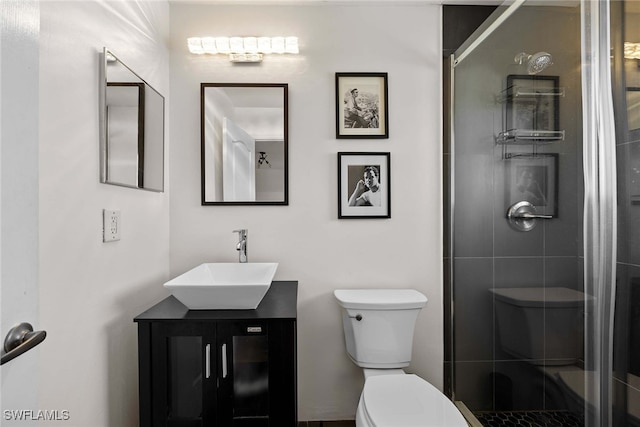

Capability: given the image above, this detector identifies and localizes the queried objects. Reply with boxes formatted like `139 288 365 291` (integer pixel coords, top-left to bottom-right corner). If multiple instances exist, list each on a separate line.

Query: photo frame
336 73 388 139
506 75 559 134
338 152 390 219
506 153 558 217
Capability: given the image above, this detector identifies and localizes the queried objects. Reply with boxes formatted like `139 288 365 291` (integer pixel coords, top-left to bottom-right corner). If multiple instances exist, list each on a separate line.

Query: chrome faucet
233 229 248 263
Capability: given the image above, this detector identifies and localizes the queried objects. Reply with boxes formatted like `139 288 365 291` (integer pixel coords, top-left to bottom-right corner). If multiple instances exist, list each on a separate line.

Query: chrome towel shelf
1 322 46 366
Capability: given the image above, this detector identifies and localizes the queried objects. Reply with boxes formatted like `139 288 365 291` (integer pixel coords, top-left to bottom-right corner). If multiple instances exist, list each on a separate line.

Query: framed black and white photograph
506 75 559 134
506 153 558 217
336 72 388 139
338 152 390 219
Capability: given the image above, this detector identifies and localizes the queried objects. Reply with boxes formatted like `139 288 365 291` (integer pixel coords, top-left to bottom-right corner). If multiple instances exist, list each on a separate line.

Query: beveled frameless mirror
201 83 288 205
100 48 165 192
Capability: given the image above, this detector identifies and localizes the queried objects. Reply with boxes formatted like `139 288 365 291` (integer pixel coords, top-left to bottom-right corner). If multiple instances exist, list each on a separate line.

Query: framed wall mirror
100 48 165 192
201 83 288 205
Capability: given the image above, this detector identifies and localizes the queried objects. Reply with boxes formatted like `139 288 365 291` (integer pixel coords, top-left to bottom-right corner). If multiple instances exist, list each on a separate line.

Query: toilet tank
490 287 593 365
334 289 427 369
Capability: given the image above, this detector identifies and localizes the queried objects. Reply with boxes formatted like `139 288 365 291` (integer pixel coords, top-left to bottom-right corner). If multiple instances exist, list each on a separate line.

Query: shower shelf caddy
496 79 566 148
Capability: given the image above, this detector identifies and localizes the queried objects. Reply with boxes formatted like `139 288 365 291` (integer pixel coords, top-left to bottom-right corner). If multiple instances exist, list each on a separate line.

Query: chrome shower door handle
507 201 553 232
511 211 553 220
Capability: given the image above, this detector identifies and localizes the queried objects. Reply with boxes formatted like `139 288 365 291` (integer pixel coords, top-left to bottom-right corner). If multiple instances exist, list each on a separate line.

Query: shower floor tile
473 410 584 427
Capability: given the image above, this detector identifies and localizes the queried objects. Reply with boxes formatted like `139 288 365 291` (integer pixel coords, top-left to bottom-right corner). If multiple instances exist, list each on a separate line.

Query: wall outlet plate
103 209 121 242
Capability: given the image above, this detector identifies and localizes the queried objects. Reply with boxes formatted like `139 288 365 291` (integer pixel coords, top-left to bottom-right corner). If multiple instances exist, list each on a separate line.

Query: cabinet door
151 322 217 427
267 320 297 426
218 321 270 427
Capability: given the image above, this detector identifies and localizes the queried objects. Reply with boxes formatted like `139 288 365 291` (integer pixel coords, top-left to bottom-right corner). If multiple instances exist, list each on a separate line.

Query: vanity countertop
134 280 298 322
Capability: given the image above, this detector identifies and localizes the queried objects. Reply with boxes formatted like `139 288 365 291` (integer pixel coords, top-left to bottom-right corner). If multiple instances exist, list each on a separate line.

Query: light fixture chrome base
229 53 263 63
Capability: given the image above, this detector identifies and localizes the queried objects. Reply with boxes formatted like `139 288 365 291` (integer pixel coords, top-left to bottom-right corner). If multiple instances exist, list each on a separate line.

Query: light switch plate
103 209 121 242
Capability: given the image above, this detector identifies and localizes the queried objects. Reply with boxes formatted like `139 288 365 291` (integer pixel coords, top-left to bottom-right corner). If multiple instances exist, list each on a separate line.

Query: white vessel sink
164 262 278 310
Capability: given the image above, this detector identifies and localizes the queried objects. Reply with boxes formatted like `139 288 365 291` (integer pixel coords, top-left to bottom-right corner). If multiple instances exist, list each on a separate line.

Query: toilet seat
359 374 468 427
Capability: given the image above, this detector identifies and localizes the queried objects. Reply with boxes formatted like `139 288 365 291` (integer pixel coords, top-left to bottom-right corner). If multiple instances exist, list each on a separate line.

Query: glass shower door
610 2 640 427
447 1 618 426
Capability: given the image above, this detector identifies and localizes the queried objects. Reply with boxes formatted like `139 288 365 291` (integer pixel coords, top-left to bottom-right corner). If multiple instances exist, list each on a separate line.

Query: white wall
169 4 443 421
36 2 170 426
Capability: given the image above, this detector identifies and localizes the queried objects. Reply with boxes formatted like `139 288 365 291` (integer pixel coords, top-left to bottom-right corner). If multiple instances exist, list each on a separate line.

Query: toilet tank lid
334 289 427 310
489 287 593 308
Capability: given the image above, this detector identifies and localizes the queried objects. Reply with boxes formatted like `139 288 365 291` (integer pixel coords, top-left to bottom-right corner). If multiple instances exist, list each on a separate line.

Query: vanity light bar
187 36 299 62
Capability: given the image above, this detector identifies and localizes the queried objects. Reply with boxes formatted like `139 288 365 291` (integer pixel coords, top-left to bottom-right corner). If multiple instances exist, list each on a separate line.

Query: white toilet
334 289 468 427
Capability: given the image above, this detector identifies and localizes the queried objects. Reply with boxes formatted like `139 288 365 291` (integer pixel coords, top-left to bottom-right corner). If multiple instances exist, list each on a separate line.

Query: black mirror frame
200 83 289 206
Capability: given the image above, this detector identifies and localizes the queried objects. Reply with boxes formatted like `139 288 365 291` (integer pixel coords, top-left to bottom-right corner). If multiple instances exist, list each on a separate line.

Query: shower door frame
446 1 618 426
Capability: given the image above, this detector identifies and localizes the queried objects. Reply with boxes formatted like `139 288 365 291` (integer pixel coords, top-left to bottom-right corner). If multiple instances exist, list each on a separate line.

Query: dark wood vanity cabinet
134 281 297 427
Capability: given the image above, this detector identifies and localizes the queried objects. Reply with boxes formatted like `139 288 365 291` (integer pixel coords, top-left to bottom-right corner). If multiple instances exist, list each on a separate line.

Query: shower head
514 51 553 75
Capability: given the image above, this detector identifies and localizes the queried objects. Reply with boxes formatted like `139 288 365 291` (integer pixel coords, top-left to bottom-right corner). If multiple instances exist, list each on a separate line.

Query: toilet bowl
356 372 468 427
334 289 468 427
